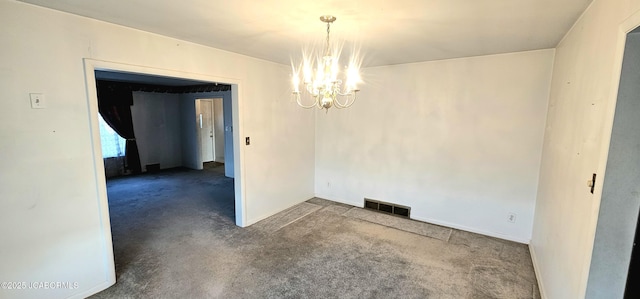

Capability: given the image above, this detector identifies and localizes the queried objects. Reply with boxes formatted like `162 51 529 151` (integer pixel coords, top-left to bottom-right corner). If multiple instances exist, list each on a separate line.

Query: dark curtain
96 80 142 173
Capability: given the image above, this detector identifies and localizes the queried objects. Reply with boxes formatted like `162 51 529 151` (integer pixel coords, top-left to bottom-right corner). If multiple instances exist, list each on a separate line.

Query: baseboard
245 210 278 227
313 194 362 208
410 215 530 244
313 195 530 244
529 244 547 299
244 196 316 227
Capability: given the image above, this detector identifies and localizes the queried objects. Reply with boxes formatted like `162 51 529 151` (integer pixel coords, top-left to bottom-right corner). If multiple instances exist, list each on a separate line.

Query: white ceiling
19 0 592 67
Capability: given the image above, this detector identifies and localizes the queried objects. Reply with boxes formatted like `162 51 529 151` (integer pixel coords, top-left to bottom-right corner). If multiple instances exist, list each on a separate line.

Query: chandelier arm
335 90 356 97
294 93 320 109
333 93 357 108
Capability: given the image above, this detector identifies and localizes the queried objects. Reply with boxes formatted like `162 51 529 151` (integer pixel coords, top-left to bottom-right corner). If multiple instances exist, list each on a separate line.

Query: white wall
315 49 554 243
531 1 640 298
180 94 201 170
0 1 315 298
131 91 183 171
586 31 640 299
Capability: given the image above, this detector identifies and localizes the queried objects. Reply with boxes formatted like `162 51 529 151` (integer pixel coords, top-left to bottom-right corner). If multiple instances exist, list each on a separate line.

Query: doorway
83 59 246 295
198 99 215 163
585 28 640 298
196 98 225 166
84 59 245 225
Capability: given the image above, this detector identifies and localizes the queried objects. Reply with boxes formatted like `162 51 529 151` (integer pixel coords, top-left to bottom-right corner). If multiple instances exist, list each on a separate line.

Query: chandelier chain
325 22 331 57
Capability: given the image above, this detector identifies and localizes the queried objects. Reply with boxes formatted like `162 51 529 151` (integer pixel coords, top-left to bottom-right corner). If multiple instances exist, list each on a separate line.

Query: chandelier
291 15 361 111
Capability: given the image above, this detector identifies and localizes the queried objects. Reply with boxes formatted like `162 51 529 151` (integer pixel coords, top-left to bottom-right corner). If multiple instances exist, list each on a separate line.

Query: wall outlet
507 213 517 223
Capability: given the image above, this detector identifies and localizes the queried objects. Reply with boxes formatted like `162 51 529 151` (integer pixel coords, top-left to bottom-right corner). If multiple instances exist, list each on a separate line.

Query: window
98 114 126 158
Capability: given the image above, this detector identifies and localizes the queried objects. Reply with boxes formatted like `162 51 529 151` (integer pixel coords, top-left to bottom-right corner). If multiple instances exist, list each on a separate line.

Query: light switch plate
30 93 46 109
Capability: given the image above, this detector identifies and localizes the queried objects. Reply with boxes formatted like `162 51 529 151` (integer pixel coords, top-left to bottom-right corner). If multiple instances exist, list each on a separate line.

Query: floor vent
364 198 410 218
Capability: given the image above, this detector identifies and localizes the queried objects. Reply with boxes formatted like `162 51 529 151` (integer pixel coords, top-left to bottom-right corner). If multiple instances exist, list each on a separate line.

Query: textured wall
315 50 554 243
0 2 314 298
131 91 183 171
585 32 640 299
531 0 640 298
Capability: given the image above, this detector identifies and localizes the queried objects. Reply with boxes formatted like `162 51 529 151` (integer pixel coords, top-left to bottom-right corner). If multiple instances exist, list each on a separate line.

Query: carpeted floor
90 164 540 298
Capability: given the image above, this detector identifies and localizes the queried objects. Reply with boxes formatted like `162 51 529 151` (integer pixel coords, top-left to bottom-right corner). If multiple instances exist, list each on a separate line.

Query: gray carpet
91 165 540 298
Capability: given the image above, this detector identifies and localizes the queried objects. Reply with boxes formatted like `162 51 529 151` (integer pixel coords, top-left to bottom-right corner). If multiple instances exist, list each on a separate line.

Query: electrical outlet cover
30 93 46 109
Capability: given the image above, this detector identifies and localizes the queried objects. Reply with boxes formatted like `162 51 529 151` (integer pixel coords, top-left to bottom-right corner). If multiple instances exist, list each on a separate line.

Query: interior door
197 99 214 163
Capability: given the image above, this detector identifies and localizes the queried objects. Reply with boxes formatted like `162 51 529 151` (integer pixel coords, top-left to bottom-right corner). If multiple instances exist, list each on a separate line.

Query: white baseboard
313 194 362 207
410 215 531 244
529 244 547 299
244 196 316 227
314 194 530 244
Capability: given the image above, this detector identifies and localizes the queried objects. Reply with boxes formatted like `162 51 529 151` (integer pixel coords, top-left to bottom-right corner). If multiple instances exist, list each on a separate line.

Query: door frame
581 9 640 298
196 98 216 164
82 58 248 286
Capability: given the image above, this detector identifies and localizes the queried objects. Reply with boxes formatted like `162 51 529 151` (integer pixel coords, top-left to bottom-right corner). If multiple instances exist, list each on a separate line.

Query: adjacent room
2 0 640 298
92 71 239 295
